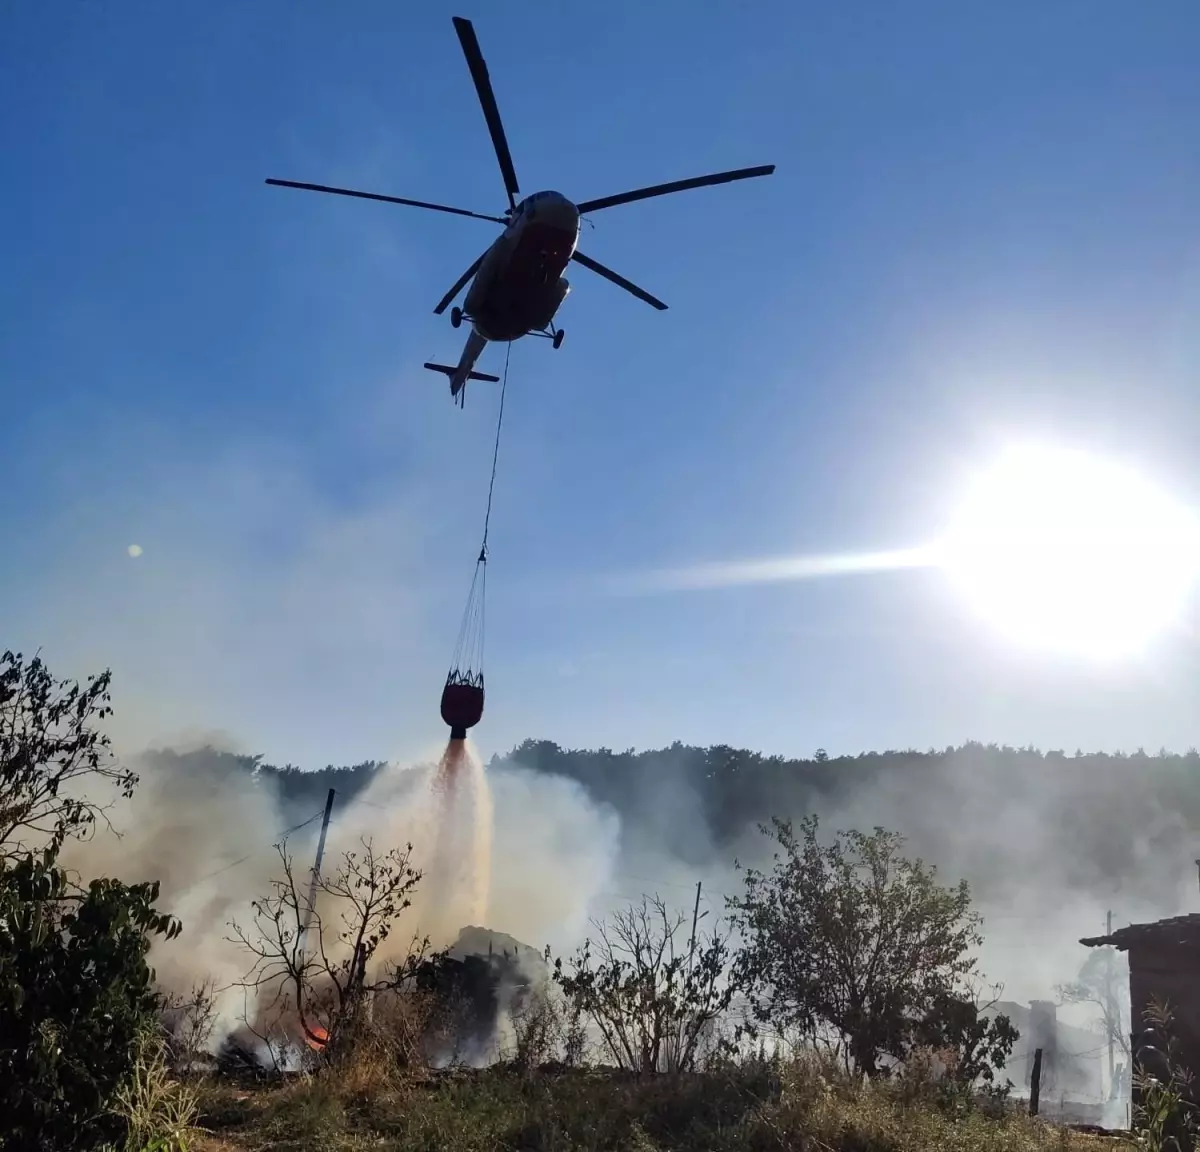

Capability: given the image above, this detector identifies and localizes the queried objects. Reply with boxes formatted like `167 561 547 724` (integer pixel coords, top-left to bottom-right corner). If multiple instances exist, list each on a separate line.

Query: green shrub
0 850 181 1150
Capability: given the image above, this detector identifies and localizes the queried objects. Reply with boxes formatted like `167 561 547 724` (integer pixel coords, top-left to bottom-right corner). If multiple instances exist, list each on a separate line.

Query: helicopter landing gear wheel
552 328 565 350
450 306 463 329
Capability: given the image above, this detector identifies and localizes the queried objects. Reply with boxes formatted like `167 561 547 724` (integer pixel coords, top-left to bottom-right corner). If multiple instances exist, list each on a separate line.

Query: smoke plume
497 739 1200 1030
55 737 619 1050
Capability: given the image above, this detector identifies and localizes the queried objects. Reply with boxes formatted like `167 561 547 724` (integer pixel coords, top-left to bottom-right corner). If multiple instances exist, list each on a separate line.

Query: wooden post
1029 1048 1043 1117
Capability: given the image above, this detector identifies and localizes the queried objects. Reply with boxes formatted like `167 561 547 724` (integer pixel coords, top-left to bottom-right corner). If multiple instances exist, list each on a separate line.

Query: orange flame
305 1024 328 1051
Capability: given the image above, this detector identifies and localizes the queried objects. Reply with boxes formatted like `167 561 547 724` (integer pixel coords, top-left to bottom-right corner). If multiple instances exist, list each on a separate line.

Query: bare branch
0 650 137 862
228 832 435 1063
553 893 741 1075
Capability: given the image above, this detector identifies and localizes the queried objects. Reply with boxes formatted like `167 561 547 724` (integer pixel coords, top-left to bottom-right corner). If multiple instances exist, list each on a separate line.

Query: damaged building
1082 913 1200 1118
982 999 1117 1125
990 1001 1105 1097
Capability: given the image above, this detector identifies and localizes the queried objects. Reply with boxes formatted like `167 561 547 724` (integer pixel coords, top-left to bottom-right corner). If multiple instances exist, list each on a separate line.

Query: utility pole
669 880 704 1075
300 788 336 956
686 880 702 974
1105 909 1115 1093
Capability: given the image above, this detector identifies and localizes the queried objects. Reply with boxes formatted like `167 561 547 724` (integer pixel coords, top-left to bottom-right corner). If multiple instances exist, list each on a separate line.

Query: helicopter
266 16 775 407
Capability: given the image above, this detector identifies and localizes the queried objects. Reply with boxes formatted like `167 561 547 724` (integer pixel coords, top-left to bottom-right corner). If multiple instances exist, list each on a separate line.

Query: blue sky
4 0 1200 767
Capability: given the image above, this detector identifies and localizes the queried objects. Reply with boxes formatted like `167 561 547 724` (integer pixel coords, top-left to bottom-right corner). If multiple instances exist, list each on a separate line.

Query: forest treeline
159 738 1200 916
236 739 1200 824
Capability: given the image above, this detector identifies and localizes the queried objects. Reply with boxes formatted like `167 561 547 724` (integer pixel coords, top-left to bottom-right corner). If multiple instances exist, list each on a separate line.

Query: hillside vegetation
1 650 1180 1150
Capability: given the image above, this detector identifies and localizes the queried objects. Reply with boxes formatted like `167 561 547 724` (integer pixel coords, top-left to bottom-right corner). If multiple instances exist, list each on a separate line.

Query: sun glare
939 443 1200 659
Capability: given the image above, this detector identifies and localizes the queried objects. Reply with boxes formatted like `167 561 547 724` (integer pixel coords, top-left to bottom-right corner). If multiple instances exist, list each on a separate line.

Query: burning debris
208 925 546 1075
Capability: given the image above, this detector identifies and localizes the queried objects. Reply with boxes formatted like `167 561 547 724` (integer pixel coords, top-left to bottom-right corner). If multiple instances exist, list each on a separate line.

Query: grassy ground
188 1060 1128 1152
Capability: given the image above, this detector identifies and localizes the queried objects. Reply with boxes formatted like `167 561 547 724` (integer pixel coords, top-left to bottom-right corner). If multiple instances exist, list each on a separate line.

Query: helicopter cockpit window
520 191 554 220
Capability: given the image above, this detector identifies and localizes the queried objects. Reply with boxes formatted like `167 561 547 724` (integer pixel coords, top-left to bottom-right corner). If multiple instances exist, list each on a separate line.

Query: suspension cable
479 341 511 563
447 343 511 681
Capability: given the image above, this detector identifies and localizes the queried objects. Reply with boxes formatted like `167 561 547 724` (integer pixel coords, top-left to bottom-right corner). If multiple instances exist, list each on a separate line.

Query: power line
611 871 739 901
187 808 325 886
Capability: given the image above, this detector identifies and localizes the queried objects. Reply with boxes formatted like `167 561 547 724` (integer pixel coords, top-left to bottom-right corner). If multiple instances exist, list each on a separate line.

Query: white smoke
490 739 1198 1109
52 737 619 1052
486 763 621 955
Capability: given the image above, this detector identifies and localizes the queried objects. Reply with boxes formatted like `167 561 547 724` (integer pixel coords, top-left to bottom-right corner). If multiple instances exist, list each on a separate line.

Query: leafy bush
0 648 184 1151
0 850 181 1150
729 815 991 1078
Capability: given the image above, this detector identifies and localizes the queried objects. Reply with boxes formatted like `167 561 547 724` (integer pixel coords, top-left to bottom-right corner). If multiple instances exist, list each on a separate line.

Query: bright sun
939 443 1200 659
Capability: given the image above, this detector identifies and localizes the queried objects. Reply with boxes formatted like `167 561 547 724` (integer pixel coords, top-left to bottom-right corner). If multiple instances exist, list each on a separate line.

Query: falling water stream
428 739 493 926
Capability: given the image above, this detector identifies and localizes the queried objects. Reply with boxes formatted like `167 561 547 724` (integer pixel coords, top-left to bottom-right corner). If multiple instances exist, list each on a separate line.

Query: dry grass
187 1055 1131 1152
104 1027 201 1152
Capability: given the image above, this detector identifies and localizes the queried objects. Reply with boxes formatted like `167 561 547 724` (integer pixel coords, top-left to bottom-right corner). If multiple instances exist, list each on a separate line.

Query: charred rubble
419 926 548 1065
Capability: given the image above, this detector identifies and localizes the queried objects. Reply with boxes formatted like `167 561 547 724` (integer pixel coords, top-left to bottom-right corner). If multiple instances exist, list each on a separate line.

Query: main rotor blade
434 251 487 315
572 250 667 311
452 17 520 212
576 165 776 214
265 179 506 223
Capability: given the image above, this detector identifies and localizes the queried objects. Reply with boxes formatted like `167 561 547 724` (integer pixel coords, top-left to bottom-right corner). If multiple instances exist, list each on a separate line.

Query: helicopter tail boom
423 363 501 384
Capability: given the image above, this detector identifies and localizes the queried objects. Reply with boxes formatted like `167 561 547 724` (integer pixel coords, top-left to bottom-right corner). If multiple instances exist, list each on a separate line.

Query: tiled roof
1081 913 1200 951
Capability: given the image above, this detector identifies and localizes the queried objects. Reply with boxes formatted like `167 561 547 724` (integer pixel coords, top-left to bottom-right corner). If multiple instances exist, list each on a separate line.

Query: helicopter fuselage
268 15 775 410
464 190 580 341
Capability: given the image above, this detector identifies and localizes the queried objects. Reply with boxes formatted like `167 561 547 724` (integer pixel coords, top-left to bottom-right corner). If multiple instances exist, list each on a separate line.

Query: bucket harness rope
447 343 511 686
